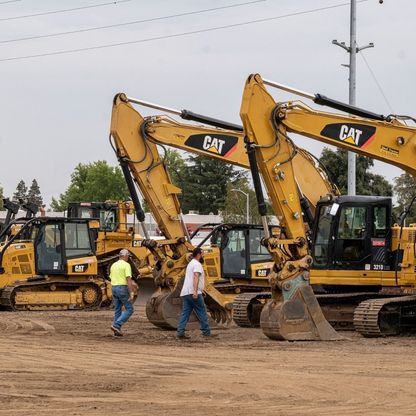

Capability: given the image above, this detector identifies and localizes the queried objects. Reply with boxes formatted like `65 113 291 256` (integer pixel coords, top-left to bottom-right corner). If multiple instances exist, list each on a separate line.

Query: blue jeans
112 285 134 329
177 294 211 336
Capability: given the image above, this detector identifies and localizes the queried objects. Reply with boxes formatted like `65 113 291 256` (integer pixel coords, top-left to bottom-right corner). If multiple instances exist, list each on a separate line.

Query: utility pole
332 0 374 195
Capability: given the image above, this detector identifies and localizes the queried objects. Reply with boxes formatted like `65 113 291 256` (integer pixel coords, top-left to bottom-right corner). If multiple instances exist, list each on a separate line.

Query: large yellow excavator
110 94 340 329
239 73 416 339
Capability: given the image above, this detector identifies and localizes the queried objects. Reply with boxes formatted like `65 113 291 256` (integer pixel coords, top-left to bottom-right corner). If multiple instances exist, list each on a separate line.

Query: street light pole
332 0 374 195
231 189 250 224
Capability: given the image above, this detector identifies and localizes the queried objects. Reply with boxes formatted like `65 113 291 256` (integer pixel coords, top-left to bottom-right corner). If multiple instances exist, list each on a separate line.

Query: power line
0 1 368 63
0 0 266 44
0 0 21 4
359 49 394 113
0 0 134 22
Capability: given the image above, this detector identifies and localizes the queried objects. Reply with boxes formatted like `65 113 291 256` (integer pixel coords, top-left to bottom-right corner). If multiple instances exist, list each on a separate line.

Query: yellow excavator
239 73 416 339
110 93 340 328
0 215 111 310
0 199 154 310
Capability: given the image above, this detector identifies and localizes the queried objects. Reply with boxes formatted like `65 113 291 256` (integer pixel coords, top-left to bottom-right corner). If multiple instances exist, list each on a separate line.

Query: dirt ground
1 305 416 416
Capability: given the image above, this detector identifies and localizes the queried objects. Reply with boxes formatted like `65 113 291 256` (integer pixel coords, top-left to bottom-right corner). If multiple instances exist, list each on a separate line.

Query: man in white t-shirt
177 247 212 339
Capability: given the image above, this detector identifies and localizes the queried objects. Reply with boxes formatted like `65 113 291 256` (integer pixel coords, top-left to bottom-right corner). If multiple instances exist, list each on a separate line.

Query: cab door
332 205 371 270
220 229 249 279
35 223 65 274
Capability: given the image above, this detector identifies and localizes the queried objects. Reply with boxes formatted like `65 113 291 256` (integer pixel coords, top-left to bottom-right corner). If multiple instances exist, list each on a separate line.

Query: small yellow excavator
239 73 416 339
0 216 111 310
0 199 153 310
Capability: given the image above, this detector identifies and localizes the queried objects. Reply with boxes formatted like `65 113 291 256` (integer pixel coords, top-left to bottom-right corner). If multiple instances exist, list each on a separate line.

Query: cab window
78 207 94 219
249 229 271 263
222 229 246 276
313 205 333 266
373 206 388 238
338 207 367 240
65 223 92 258
100 210 117 231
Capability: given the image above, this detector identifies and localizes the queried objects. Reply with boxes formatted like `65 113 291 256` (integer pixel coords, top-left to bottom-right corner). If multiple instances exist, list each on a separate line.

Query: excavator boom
240 74 342 341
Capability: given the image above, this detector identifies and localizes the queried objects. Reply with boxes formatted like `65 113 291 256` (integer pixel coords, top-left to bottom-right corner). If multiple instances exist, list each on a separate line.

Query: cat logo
184 134 239 157
202 135 225 154
339 125 363 145
72 263 88 273
320 123 376 148
255 268 271 277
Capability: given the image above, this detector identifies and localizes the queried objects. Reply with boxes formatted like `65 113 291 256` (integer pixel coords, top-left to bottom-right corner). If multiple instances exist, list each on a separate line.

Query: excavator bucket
260 273 343 341
145 275 233 330
145 282 202 330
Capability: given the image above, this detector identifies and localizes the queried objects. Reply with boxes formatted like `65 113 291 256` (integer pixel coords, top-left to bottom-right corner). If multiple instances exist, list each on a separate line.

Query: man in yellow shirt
110 249 136 336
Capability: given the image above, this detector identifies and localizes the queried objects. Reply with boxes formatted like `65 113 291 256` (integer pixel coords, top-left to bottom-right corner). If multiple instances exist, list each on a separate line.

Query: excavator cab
0 218 96 276
67 202 119 232
312 196 392 272
193 224 272 280
214 225 271 279
35 219 95 274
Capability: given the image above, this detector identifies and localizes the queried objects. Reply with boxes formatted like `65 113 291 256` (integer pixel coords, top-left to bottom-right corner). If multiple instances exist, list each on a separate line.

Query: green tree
393 172 416 224
180 155 245 215
51 161 129 211
163 149 187 187
222 177 265 224
13 179 28 202
27 179 43 207
319 148 392 196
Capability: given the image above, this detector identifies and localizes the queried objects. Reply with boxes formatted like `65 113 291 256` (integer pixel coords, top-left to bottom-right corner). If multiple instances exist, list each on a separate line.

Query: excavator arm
111 94 188 242
272 94 416 177
111 94 251 328
240 74 342 341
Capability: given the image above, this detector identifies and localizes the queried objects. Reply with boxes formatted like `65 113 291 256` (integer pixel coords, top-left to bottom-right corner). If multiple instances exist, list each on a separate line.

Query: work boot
111 325 123 337
202 333 218 338
176 334 190 340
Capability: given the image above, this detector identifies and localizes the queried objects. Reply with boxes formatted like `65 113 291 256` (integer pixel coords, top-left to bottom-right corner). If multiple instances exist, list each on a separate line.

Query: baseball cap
119 249 131 257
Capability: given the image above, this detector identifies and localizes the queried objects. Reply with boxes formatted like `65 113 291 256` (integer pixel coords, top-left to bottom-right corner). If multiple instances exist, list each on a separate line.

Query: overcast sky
0 0 414 205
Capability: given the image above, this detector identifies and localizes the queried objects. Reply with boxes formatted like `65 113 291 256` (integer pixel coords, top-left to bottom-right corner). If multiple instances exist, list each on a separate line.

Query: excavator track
0 277 107 311
233 291 376 329
233 293 270 327
317 292 379 331
354 295 416 337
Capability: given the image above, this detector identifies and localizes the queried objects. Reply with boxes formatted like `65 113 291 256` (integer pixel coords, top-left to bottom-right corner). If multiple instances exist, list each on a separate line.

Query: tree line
0 179 43 211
